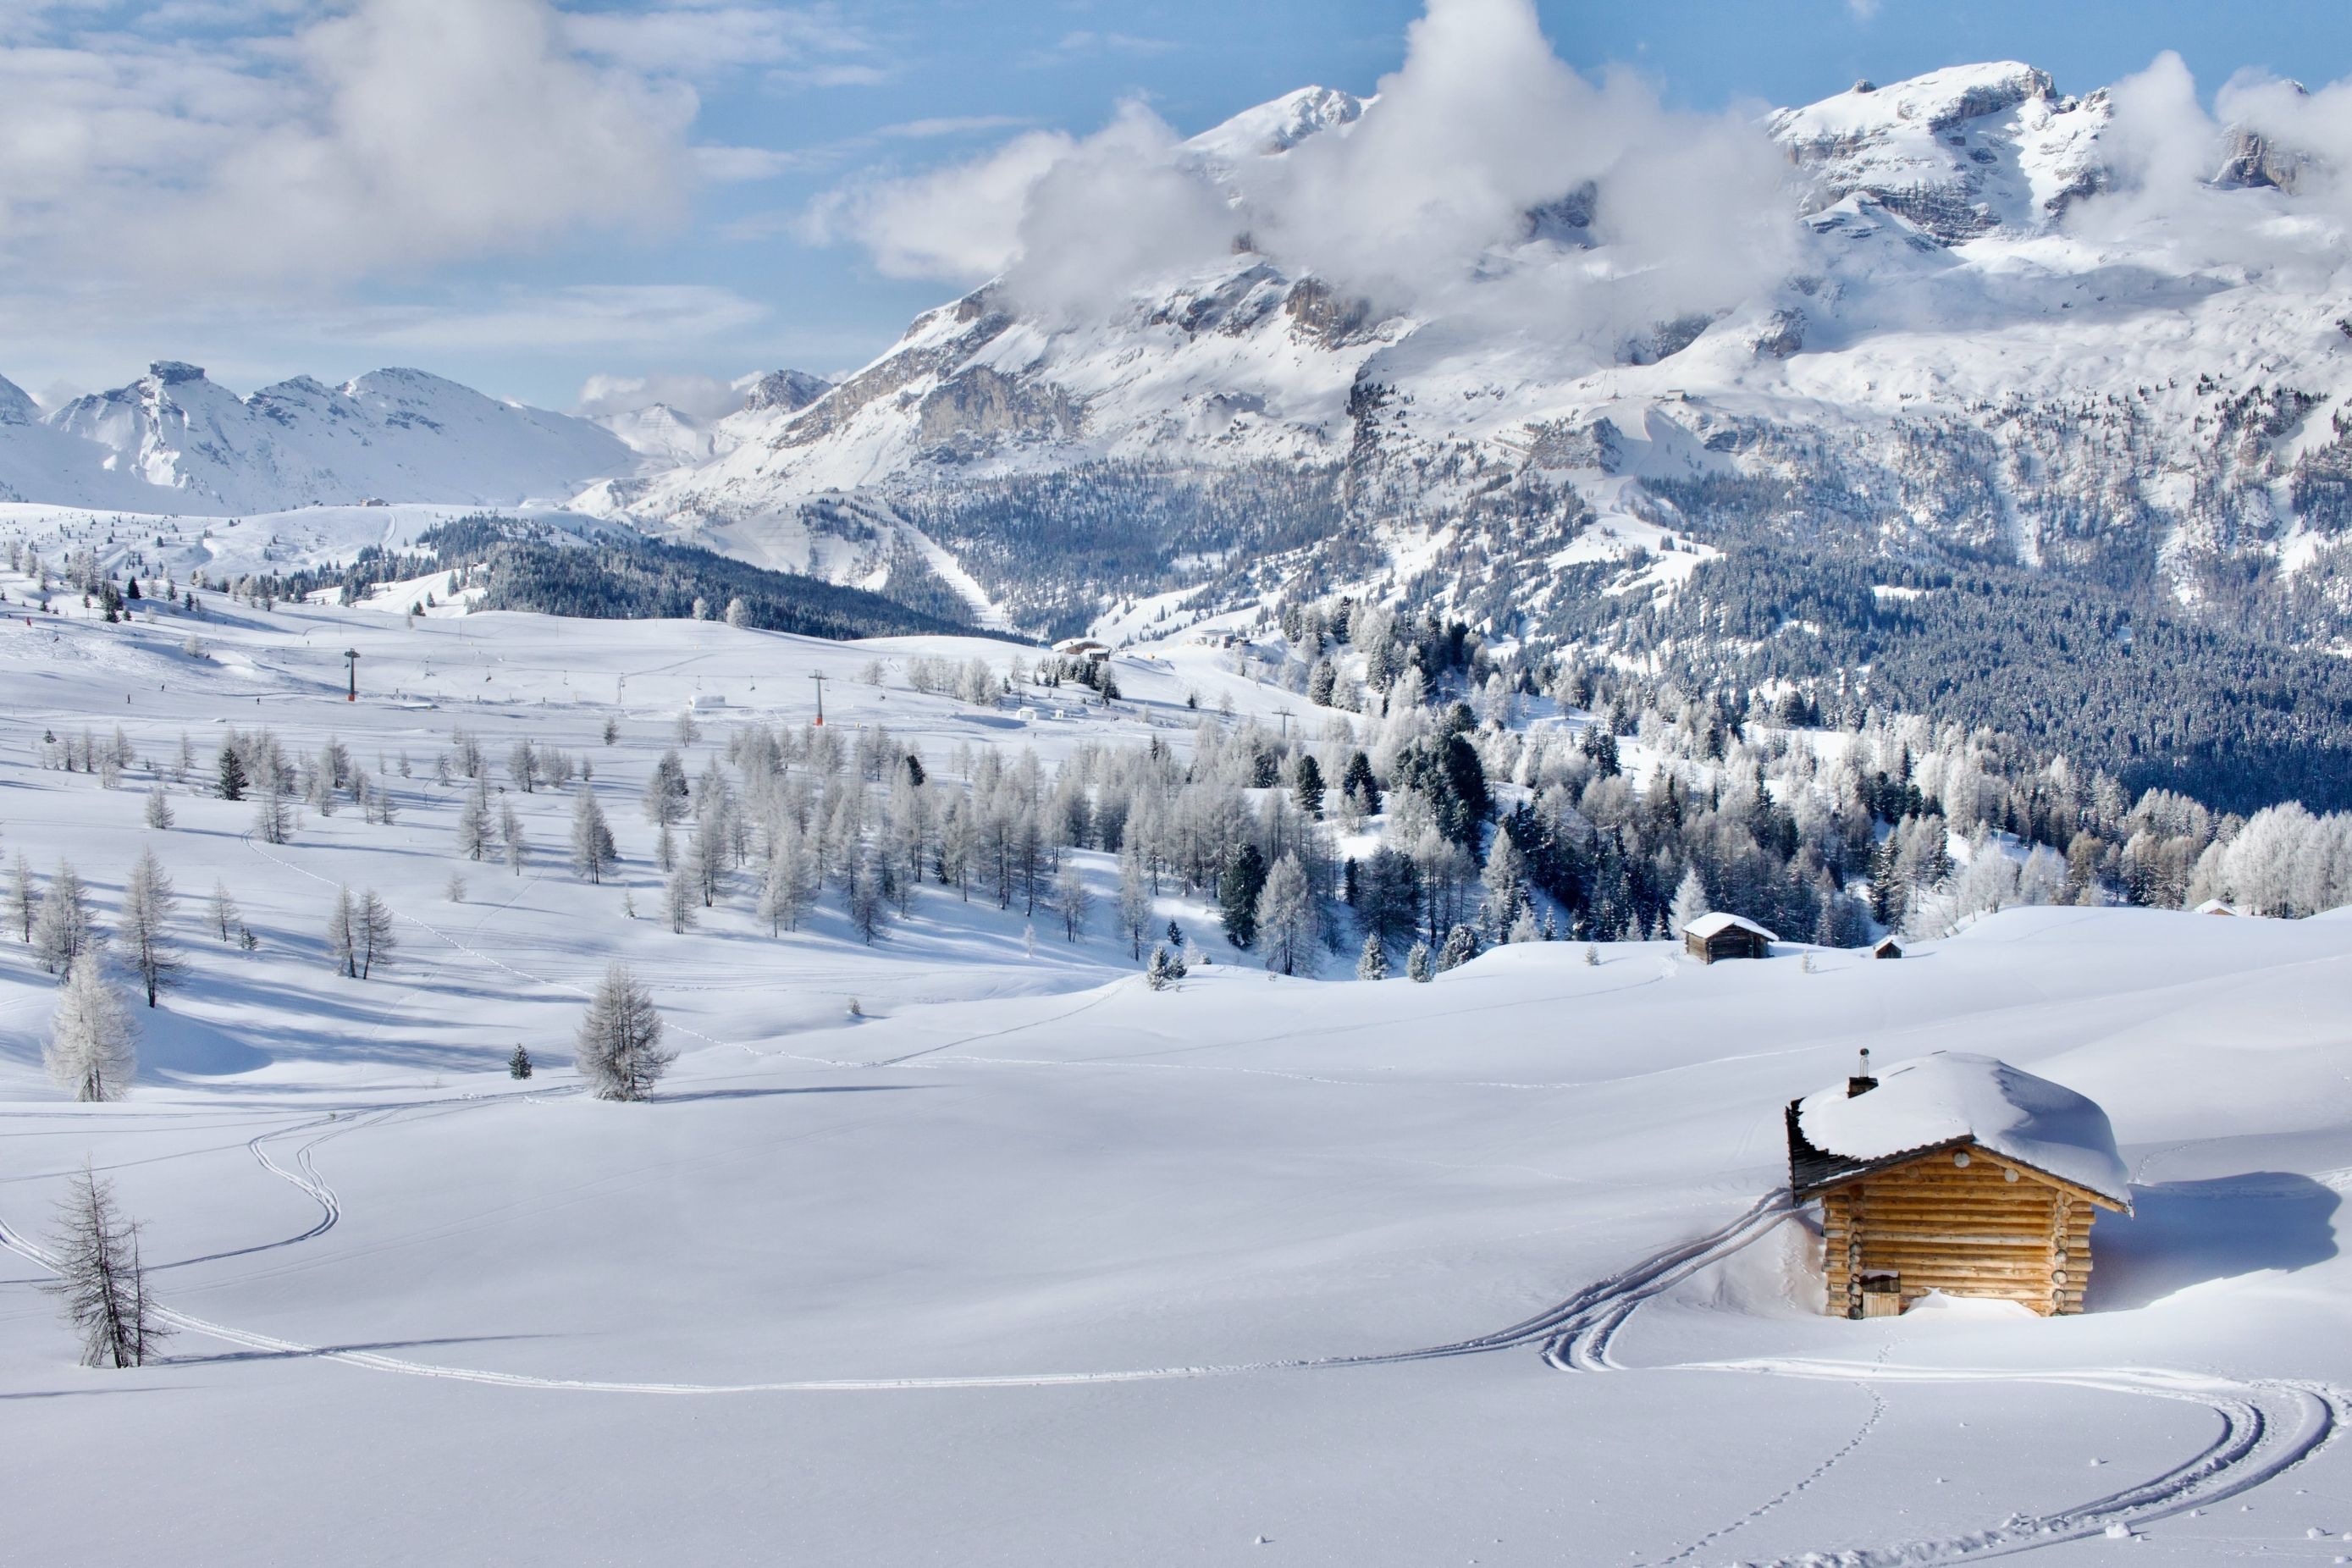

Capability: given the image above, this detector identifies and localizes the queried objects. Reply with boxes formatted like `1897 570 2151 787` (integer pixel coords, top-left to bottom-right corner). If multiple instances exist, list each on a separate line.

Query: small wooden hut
1871 936 1904 959
1786 1051 2130 1318
1682 912 1776 963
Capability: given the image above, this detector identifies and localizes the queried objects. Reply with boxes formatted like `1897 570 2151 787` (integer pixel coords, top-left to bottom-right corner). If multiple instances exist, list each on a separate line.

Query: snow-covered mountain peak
0 373 36 426
1187 86 1366 168
737 368 836 416
1771 60 2107 242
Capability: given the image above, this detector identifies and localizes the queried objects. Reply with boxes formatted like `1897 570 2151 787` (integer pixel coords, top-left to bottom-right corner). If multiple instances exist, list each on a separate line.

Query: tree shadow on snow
654 1085 921 1105
2087 1171 2340 1311
163 1333 550 1368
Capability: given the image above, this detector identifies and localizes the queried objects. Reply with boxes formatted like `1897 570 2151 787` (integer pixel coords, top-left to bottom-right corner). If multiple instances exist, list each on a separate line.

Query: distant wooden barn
1871 936 1904 959
1682 912 1776 963
1786 1052 2131 1318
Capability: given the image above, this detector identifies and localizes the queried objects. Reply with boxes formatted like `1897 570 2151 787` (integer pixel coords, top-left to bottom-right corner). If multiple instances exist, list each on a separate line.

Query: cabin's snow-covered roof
1683 912 1778 942
2191 899 2240 916
1794 1052 2131 1206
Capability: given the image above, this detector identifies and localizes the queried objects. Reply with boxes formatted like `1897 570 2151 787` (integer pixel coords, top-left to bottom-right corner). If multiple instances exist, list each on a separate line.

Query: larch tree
661 867 698 933
1055 859 1091 941
356 891 396 979
569 784 616 882
455 777 493 860
252 771 290 845
31 858 97 974
43 1164 169 1368
500 800 528 875
119 847 181 1007
574 963 674 1101
1114 842 1152 959
207 880 241 942
326 886 358 977
46 951 136 1101
7 852 37 942
143 787 174 830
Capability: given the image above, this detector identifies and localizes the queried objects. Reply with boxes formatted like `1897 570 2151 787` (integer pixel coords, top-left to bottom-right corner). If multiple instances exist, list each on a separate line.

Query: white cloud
880 114 1035 140
694 144 811 183
1846 0 1881 20
574 369 747 421
802 129 1078 280
330 285 770 351
0 0 699 286
803 0 1793 345
564 2 870 80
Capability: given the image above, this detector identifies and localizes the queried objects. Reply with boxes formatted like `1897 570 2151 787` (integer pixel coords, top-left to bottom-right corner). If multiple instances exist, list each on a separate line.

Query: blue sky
1 0 2347 413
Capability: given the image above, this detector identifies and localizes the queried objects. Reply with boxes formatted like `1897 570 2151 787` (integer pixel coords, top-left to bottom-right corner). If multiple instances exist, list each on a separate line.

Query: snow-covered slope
8 362 632 515
586 61 2352 644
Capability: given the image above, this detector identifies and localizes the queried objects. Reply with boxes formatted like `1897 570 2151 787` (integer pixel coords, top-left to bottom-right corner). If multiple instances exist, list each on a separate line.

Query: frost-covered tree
569 785 616 882
142 787 174 831
208 880 240 942
119 848 180 1007
1406 941 1433 982
507 739 537 793
1254 852 1316 975
46 952 135 1101
661 867 697 933
757 836 817 934
574 963 673 1101
356 891 396 978
1355 930 1388 980
455 778 492 860
31 859 97 974
643 748 690 825
724 597 749 628
7 852 37 942
499 800 527 875
1055 859 1090 941
1114 842 1152 959
252 771 290 845
1668 869 1709 936
42 1164 168 1367
847 852 886 944
1437 923 1480 973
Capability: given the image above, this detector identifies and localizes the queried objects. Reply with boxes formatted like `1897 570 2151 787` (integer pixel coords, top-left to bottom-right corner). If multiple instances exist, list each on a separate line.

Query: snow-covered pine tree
119 848 180 1007
356 891 395 978
1438 923 1480 972
43 1164 168 1367
1254 852 1316 975
46 952 135 1101
1355 931 1388 980
142 787 174 830
31 858 97 974
1406 941 1433 982
574 963 673 1101
508 1043 533 1079
1145 943 1176 990
1668 868 1709 936
569 784 616 882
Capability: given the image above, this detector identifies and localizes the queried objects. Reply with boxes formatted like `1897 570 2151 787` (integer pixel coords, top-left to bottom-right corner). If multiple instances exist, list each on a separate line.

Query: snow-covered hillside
0 588 2346 1565
585 59 2352 651
0 362 633 515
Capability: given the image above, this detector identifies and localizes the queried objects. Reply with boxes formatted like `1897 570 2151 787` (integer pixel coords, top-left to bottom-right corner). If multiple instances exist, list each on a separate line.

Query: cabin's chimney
1847 1048 1877 1098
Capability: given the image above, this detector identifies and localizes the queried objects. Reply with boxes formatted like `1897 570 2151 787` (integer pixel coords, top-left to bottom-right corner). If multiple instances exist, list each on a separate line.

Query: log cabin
1682 911 1776 963
1786 1051 2131 1318
1871 936 1904 959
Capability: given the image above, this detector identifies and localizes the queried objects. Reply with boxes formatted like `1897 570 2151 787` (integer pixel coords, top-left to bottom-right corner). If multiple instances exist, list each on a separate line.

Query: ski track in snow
4 849 2343 1557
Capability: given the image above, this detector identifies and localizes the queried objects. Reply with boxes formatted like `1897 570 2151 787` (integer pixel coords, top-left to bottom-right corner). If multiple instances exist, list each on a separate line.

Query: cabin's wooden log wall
1817 1147 2101 1317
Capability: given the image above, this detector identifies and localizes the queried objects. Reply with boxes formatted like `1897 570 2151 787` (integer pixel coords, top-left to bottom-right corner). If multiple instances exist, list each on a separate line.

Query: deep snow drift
0 590 2345 1566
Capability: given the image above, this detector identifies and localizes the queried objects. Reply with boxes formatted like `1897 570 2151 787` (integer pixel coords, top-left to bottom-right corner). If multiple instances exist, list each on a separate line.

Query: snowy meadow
0 567 2347 1566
